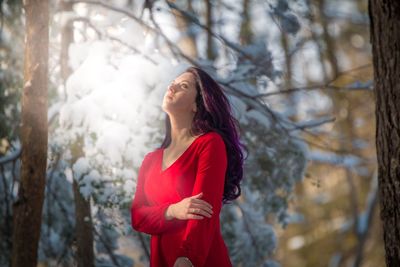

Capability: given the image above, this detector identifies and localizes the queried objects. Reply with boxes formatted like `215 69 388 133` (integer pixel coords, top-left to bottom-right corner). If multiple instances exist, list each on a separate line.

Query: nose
167 83 176 94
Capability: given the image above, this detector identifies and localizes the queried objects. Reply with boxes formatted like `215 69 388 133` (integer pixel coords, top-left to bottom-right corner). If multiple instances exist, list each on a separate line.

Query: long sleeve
175 134 227 267
131 153 185 235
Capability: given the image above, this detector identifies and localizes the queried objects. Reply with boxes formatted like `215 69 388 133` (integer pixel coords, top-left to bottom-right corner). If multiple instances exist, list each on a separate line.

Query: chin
161 103 174 113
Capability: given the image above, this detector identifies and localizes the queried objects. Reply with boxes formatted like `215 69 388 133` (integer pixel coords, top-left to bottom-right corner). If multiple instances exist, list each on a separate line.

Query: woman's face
162 72 198 115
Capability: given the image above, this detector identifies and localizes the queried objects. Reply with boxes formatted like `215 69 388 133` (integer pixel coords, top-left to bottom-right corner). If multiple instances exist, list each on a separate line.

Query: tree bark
239 0 252 46
72 178 95 267
60 2 95 266
11 0 49 266
369 0 400 266
205 0 215 60
170 0 198 58
317 0 339 78
71 136 94 267
60 1 74 101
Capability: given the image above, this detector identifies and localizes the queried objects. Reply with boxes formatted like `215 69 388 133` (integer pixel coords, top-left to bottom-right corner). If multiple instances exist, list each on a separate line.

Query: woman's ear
192 103 197 113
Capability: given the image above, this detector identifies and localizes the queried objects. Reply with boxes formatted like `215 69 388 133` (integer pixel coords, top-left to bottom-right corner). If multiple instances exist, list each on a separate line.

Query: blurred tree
369 0 400 266
168 0 198 58
59 2 95 266
0 0 23 153
0 1 344 266
205 0 216 60
0 1 23 265
71 137 95 267
273 0 381 266
317 0 339 78
11 0 49 266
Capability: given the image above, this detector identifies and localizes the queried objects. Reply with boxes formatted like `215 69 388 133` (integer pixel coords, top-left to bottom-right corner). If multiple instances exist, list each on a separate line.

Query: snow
0 145 21 165
54 11 78 28
33 0 314 265
246 109 271 128
309 149 362 168
47 101 63 121
356 171 378 235
287 235 305 250
72 157 90 180
54 33 193 204
24 80 31 88
308 149 362 168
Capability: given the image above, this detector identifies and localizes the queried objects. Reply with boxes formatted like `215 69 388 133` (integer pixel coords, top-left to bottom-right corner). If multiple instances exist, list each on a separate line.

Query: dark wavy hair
160 66 247 204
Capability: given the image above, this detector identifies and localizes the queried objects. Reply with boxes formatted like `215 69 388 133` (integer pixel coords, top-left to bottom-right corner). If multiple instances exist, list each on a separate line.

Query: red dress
131 131 233 267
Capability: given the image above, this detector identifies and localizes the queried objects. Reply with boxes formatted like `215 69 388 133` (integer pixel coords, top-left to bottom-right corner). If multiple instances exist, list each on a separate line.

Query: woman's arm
174 257 194 267
131 154 185 235
175 134 227 267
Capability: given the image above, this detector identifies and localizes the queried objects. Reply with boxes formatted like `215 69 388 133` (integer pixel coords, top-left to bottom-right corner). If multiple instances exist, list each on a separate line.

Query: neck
168 113 195 149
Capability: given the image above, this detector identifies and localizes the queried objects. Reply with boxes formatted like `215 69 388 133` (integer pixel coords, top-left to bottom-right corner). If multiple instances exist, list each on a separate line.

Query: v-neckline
160 134 205 173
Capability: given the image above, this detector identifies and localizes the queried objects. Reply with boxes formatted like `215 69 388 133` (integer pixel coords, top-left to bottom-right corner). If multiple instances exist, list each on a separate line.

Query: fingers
187 213 204 220
191 192 203 198
191 198 213 210
191 204 213 217
188 207 213 218
185 193 214 220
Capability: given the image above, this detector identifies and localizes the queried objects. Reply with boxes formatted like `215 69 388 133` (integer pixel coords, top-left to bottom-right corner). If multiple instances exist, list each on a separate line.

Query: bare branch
288 116 336 131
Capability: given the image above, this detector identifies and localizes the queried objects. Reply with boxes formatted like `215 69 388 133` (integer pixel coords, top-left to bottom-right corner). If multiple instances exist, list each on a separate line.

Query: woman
131 66 246 267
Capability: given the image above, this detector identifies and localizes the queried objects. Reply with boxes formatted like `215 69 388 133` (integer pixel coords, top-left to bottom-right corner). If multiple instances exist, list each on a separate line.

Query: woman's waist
157 222 222 243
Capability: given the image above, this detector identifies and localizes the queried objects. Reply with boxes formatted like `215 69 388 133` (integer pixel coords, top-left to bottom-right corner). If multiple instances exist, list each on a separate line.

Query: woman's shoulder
198 131 225 148
141 148 160 165
144 149 159 159
202 131 223 140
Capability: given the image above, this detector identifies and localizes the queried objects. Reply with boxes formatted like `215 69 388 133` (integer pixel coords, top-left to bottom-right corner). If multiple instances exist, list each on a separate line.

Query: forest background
0 0 383 267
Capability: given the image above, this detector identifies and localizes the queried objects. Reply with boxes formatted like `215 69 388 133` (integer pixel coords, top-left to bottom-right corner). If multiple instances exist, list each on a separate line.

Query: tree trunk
72 179 95 267
60 2 95 266
317 0 339 78
11 0 49 266
239 0 252 46
71 136 94 267
170 0 198 58
60 1 74 101
369 0 400 266
205 0 215 60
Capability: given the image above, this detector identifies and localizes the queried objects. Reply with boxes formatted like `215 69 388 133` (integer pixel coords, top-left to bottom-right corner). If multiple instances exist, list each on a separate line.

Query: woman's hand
165 192 213 220
173 257 194 267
